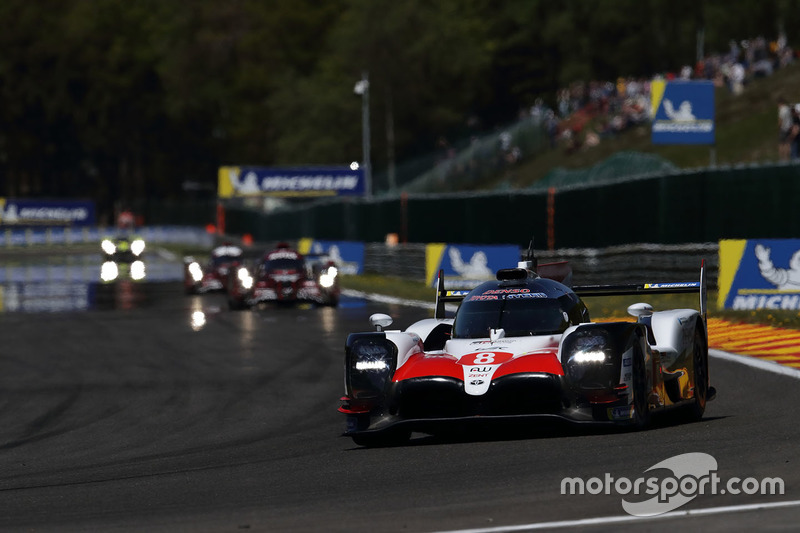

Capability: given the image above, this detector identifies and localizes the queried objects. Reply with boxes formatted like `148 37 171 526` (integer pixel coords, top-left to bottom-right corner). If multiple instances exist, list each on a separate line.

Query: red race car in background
183 244 244 294
227 243 339 309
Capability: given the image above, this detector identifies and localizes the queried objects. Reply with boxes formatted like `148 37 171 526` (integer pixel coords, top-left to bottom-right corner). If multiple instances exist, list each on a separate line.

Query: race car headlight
101 260 119 282
101 239 116 255
319 266 338 288
130 239 145 256
188 262 203 282
562 328 616 388
238 267 253 289
131 260 146 281
346 333 397 399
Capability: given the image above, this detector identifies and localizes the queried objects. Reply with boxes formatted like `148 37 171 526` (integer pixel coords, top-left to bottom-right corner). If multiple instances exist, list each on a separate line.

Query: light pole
354 72 372 197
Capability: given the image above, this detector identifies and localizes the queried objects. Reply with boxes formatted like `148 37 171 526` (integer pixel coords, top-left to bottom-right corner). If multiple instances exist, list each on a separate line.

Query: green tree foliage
0 0 797 214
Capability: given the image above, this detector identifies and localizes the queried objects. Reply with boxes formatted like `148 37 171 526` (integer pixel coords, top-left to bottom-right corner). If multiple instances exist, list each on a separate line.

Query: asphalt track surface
1 261 799 532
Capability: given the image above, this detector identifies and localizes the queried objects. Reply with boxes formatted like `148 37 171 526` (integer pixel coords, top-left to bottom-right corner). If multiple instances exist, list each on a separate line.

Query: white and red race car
227 243 339 309
183 244 243 294
339 258 715 447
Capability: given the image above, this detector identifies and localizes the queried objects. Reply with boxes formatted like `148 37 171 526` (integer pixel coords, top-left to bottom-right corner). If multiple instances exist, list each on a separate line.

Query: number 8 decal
474 352 495 365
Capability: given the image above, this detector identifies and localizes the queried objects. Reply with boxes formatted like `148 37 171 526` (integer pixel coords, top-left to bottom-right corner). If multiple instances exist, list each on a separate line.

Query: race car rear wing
434 260 708 327
572 260 708 327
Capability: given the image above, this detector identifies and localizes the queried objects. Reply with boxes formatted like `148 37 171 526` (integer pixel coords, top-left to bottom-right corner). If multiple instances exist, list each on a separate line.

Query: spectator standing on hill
778 96 794 161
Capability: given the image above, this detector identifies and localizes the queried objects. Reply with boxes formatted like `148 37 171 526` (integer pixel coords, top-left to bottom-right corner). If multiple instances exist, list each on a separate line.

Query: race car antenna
519 238 538 273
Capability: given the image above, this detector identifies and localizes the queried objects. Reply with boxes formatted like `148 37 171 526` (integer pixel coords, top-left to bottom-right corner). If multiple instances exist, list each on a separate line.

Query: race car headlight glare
346 334 397 399
319 266 338 288
188 262 203 282
131 239 145 256
100 261 119 282
101 239 116 255
131 260 146 280
571 350 608 364
237 267 254 289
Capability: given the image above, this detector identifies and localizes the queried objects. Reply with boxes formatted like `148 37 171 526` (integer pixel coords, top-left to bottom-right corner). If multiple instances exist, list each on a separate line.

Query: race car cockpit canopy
451 277 589 339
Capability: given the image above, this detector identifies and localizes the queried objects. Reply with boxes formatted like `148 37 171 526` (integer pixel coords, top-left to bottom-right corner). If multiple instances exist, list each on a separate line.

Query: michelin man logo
0 201 19 224
755 244 800 290
448 248 492 278
227 168 261 194
663 99 696 122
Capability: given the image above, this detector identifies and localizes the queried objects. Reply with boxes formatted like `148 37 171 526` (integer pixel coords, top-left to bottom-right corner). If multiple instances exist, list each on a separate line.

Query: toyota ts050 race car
339 258 715 447
227 243 340 309
183 244 243 294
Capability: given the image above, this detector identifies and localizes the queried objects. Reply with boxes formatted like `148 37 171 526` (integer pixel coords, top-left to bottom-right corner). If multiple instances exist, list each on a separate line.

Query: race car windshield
212 255 240 267
263 258 304 271
452 297 569 339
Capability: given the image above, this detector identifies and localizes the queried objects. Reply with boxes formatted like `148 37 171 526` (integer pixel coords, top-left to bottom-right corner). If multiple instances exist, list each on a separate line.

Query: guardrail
364 242 719 289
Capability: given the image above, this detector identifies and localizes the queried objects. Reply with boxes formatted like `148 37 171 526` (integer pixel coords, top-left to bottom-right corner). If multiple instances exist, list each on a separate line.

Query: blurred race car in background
101 234 146 263
339 256 714 447
183 244 243 294
227 242 339 309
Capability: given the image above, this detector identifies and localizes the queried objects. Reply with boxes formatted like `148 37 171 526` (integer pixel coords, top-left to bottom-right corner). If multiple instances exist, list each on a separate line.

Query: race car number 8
459 351 513 366
474 353 495 364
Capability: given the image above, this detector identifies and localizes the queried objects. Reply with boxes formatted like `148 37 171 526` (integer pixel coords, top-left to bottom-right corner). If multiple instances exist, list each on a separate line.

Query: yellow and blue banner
651 80 715 145
425 243 519 287
718 239 800 310
218 166 365 198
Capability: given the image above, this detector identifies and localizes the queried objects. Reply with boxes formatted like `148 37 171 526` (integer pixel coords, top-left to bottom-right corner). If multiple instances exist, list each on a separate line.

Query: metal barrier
362 242 719 289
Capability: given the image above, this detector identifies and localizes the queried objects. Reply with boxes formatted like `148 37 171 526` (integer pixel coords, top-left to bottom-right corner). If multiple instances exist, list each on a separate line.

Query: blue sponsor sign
651 81 715 145
718 239 800 310
299 239 365 275
219 166 365 198
426 243 520 287
0 198 96 226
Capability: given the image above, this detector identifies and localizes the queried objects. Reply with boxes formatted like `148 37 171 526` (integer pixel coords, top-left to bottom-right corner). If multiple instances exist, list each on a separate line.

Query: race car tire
351 428 411 448
683 322 709 422
630 334 651 429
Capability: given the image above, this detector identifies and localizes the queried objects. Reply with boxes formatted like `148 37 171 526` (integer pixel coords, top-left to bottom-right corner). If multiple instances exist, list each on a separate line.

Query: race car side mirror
369 313 393 332
627 302 654 318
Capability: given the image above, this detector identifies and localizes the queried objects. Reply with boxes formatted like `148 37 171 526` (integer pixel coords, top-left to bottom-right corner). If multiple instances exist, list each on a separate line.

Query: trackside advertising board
718 239 800 310
298 238 364 275
0 198 96 226
218 166 365 198
425 243 520 288
650 80 715 145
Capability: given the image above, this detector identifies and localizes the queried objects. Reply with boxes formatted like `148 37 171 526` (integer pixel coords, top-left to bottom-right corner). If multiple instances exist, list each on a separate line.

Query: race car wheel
630 336 651 429
351 428 411 448
684 323 708 421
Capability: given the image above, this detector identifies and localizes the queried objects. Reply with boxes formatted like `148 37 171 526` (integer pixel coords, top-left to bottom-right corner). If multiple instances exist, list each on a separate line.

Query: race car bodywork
339 260 715 447
227 243 339 309
183 244 243 294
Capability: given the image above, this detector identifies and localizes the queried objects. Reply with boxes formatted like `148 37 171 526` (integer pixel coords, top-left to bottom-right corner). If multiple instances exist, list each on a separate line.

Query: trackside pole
547 187 556 251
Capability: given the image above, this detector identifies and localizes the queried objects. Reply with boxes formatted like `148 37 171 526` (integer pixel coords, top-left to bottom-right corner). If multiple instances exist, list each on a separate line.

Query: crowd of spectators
518 34 796 157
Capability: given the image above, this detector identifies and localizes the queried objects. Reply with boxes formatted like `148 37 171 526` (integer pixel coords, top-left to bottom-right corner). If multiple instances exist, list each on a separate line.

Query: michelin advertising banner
298 238 364 275
0 198 96 226
718 239 800 310
218 166 365 198
425 243 520 288
650 80 715 145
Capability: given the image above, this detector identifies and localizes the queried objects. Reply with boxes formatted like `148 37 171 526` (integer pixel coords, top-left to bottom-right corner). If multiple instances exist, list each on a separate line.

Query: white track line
710 348 800 379
435 499 800 532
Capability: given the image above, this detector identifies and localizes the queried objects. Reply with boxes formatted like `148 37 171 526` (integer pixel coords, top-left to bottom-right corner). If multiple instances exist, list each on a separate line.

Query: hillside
491 62 800 190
